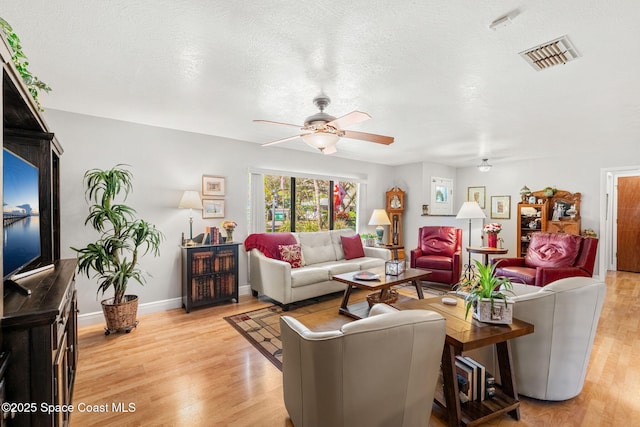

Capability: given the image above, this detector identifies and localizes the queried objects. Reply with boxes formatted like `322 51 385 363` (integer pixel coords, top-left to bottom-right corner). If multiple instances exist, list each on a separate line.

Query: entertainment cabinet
2 260 77 427
2 32 70 426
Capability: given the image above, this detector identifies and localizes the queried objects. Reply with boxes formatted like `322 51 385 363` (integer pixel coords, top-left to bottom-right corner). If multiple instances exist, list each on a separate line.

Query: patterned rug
224 282 451 371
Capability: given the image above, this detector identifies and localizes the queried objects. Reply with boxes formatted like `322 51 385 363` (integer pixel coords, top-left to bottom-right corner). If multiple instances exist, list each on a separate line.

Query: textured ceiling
2 1 640 166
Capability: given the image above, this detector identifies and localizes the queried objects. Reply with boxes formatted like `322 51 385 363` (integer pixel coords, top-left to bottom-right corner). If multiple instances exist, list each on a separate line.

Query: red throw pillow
341 234 365 260
278 244 303 268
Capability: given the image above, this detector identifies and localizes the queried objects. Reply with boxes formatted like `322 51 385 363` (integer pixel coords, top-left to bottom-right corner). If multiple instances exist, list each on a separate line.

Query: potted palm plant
456 260 515 324
72 165 164 334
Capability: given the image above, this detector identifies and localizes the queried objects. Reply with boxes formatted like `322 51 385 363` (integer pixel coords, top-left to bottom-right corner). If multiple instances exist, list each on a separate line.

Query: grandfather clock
385 187 405 246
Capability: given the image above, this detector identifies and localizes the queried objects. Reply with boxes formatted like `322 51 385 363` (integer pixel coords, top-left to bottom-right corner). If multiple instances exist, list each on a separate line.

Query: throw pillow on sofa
279 244 303 268
341 234 365 260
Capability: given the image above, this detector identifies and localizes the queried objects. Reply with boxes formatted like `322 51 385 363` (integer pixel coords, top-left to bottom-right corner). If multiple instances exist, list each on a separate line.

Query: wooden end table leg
496 340 520 420
441 343 462 427
339 285 354 312
412 279 425 299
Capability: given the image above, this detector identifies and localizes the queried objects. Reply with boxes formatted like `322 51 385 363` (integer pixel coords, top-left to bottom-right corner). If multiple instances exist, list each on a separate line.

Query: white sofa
247 229 390 310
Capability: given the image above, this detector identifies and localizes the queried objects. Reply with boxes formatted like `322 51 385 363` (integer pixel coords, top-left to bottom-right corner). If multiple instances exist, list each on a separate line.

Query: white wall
45 110 393 323
42 108 638 322
400 152 640 274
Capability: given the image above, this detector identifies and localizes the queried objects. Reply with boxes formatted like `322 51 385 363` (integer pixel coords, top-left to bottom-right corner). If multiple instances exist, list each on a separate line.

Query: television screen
3 148 40 279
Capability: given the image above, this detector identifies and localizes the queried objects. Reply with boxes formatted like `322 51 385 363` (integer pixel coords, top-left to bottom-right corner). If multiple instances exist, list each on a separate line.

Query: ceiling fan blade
253 119 304 129
342 130 394 145
327 111 371 129
322 145 338 155
261 134 303 147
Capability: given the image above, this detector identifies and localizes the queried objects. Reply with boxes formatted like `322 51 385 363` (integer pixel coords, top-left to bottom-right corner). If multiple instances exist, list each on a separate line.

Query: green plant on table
71 165 165 304
0 17 51 111
455 260 514 320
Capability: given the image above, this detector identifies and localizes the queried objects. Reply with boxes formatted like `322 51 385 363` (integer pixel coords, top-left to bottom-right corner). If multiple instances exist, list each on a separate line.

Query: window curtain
249 172 265 234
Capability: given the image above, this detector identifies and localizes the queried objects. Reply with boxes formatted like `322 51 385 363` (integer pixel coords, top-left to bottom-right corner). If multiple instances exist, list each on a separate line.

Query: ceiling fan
254 95 394 154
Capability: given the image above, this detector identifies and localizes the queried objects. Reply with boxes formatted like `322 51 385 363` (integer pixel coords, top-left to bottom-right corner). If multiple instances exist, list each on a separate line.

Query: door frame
600 165 640 275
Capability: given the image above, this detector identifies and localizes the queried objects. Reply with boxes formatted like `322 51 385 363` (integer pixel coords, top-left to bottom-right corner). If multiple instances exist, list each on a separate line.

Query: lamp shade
302 132 340 150
455 201 486 220
178 190 202 209
368 209 391 226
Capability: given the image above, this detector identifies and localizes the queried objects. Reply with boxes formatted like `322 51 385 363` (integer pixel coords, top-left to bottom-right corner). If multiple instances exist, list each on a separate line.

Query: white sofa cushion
296 232 337 265
330 228 356 260
290 267 331 288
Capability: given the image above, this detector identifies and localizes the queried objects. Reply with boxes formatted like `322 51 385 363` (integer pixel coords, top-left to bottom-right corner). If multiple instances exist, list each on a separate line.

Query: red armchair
410 226 462 286
492 232 598 287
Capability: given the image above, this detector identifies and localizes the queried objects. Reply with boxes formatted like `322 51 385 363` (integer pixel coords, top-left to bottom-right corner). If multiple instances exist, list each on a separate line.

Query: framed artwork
491 195 511 219
202 198 225 218
202 175 225 197
430 177 454 215
468 186 486 209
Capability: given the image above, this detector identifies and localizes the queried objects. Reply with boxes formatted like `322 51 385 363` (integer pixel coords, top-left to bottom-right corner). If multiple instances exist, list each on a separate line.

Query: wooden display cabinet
181 243 240 313
516 203 548 257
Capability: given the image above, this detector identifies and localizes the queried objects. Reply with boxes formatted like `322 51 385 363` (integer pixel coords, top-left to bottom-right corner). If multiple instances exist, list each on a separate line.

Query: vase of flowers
221 220 237 242
483 222 502 248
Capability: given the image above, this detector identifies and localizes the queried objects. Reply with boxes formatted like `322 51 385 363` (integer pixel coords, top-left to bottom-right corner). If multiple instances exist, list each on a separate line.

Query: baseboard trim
78 285 252 327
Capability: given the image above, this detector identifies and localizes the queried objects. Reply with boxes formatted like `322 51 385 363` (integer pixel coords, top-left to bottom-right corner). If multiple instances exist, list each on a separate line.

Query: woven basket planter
366 290 399 308
101 295 139 333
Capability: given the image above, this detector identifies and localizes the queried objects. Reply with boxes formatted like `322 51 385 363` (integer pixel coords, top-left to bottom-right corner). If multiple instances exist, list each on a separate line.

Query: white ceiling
3 1 640 167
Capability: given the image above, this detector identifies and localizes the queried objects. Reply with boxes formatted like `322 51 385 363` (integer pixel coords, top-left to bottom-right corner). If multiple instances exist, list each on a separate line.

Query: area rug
224 284 450 371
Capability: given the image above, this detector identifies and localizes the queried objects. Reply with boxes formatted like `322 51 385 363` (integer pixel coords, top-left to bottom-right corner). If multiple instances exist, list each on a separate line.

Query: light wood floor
71 271 639 427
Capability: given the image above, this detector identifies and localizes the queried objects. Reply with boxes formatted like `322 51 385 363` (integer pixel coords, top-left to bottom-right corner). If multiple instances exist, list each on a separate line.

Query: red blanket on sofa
243 233 297 260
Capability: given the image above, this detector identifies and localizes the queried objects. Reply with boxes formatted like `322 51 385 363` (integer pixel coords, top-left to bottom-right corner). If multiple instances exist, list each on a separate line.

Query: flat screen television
3 147 41 280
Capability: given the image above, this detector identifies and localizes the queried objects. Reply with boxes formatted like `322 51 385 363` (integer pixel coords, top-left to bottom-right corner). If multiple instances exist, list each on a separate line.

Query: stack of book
204 226 221 245
455 355 496 403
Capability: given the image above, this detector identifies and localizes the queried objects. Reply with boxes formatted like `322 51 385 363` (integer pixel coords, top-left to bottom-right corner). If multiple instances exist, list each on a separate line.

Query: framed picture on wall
202 175 225 197
467 186 486 209
202 198 225 218
491 195 511 219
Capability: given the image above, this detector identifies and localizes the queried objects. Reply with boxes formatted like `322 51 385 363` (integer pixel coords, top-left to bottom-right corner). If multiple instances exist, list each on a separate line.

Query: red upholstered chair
492 232 599 287
410 226 462 286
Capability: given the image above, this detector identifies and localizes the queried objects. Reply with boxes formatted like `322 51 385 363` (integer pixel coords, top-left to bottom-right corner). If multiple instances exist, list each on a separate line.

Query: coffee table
392 297 534 427
332 267 431 319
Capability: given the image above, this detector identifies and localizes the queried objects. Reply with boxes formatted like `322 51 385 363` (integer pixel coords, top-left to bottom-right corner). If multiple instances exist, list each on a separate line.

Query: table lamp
456 201 486 281
368 209 391 245
178 190 202 242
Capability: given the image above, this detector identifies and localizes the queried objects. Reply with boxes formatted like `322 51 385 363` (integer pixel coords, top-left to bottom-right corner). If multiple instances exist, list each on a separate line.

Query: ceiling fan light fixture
477 158 492 172
302 132 340 151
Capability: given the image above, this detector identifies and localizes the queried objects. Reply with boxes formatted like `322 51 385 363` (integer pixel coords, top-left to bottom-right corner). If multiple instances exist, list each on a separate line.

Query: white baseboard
78 285 252 327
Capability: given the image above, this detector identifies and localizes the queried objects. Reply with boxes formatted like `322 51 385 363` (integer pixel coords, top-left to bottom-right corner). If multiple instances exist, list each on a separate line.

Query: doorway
615 175 640 272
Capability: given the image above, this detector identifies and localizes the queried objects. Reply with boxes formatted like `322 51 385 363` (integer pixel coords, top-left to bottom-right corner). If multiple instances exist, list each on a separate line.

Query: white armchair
280 304 446 427
509 276 606 400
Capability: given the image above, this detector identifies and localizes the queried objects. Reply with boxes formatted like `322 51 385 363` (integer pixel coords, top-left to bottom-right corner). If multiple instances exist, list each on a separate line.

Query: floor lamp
456 201 486 281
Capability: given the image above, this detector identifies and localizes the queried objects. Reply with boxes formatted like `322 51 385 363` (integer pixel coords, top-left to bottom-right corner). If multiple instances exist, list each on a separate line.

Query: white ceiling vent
519 35 580 71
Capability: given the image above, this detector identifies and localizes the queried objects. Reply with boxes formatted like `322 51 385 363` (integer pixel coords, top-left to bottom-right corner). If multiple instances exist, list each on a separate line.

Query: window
263 175 358 232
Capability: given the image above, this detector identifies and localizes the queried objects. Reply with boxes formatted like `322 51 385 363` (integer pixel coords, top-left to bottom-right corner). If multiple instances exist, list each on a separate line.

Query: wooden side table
466 246 508 266
378 244 404 260
393 297 534 427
